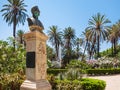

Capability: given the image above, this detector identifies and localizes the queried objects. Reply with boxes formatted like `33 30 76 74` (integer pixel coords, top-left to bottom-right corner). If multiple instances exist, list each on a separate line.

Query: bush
66 60 91 69
48 69 106 90
0 73 25 90
48 68 84 90
0 40 26 74
56 80 82 90
0 40 26 90
53 78 106 90
55 68 84 81
87 68 120 75
81 78 106 90
47 69 67 75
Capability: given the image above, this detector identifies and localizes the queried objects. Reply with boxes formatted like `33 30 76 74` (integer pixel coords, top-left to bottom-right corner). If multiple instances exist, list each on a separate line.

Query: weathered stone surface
20 31 51 90
21 80 51 90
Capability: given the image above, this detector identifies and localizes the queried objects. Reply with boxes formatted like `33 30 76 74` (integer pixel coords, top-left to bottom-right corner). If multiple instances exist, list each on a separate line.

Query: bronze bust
27 6 44 32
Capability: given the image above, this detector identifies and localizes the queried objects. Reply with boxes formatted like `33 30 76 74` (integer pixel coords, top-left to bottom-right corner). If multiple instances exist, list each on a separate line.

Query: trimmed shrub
53 78 106 90
87 68 120 75
48 68 120 76
81 78 106 90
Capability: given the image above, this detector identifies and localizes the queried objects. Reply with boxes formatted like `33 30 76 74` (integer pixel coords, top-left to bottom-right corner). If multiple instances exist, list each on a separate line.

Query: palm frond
1 0 27 38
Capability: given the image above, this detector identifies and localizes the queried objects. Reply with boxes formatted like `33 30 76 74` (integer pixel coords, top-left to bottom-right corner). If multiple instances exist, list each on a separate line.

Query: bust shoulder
27 17 44 30
27 18 33 26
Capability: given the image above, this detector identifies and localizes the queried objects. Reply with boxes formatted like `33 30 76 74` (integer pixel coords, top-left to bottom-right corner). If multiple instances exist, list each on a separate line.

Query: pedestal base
20 80 51 90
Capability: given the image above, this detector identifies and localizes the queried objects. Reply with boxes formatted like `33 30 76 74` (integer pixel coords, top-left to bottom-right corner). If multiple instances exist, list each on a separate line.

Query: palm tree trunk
55 38 59 61
57 43 60 61
111 42 114 56
20 36 23 44
13 14 17 50
67 38 71 64
82 41 88 60
55 43 58 60
76 43 79 57
13 22 16 38
87 43 91 60
113 39 116 55
90 40 96 59
97 35 100 58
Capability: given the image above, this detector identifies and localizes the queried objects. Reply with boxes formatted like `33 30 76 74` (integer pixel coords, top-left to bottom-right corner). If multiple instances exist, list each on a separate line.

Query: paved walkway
89 74 120 90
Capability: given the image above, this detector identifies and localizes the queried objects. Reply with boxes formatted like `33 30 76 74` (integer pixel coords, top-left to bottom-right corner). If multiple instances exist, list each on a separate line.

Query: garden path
89 74 120 90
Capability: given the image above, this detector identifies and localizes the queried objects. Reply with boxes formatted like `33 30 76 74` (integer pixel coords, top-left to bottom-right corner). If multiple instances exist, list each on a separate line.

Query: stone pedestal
20 31 51 90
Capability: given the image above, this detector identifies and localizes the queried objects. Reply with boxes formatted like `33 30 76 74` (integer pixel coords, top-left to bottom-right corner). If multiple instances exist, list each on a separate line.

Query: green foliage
48 68 83 89
100 63 114 69
0 40 26 74
62 27 76 65
87 68 120 75
81 78 106 90
46 45 55 61
100 49 111 57
50 78 106 90
116 51 120 58
66 60 90 69
1 0 28 38
47 59 53 68
58 68 83 81
48 25 62 61
55 80 82 90
0 40 26 89
100 45 120 57
48 61 106 90
17 30 25 44
0 73 25 90
47 69 67 75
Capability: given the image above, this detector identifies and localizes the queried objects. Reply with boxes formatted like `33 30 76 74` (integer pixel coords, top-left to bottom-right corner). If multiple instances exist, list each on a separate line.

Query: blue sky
0 0 120 51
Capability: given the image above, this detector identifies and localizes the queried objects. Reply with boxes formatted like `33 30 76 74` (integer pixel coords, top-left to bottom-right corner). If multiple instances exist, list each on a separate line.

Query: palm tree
87 13 111 58
81 29 94 60
17 30 24 44
48 25 62 61
108 21 120 55
63 27 76 64
1 0 28 39
75 38 84 58
46 45 55 61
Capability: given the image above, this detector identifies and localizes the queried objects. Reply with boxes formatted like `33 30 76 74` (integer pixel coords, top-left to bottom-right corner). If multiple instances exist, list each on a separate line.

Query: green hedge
48 68 120 76
81 78 106 90
87 68 120 75
47 69 67 75
54 78 106 90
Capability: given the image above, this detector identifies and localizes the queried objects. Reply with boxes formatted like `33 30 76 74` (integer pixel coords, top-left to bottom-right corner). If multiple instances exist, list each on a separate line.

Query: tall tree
81 29 95 60
48 25 62 61
108 21 120 55
75 38 83 58
87 13 111 58
63 27 76 64
1 0 28 40
17 30 24 44
46 45 55 61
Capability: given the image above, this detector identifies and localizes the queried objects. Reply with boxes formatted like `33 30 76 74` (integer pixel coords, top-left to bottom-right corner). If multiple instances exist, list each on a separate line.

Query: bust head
27 6 44 32
31 6 40 19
